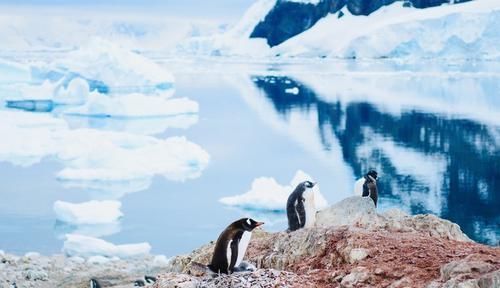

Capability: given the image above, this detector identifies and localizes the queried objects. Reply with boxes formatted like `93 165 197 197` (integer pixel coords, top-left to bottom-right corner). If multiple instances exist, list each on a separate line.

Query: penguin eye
246 219 251 226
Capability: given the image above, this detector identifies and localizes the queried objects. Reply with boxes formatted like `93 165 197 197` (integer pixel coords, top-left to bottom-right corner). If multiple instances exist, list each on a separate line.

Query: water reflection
251 75 500 245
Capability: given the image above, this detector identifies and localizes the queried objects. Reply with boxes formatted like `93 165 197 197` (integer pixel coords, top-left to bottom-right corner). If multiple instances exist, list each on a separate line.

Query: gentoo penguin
133 275 157 287
286 181 317 232
353 170 378 206
89 279 101 288
208 218 264 274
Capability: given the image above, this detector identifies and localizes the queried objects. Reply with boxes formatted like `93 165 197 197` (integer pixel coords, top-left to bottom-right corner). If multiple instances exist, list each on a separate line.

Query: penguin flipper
229 237 239 272
296 199 306 228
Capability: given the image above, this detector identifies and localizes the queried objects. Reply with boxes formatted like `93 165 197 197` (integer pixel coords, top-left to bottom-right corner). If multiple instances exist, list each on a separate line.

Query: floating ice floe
53 200 123 225
63 234 151 259
219 170 328 211
0 110 210 192
62 92 198 118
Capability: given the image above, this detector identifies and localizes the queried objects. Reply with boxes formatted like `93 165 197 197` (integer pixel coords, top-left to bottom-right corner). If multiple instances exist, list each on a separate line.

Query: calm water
0 60 499 257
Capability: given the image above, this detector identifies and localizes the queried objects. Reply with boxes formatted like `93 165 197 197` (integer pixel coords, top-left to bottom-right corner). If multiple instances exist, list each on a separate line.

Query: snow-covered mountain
179 0 500 59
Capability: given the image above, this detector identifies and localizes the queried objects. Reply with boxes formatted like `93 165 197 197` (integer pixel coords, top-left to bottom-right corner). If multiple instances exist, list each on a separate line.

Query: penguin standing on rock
354 170 378 207
208 218 264 274
286 181 317 232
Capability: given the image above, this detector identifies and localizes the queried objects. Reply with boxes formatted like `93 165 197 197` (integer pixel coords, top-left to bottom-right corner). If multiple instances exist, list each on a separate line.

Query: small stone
341 267 369 287
348 248 368 263
23 269 48 281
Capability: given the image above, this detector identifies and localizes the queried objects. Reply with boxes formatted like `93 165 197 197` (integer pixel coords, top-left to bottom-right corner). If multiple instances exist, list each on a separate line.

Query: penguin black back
366 177 378 207
208 218 263 274
362 170 378 197
286 181 315 231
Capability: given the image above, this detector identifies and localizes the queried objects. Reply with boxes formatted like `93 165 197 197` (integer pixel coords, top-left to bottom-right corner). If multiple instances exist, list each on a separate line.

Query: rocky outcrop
159 197 498 287
250 0 472 46
0 253 169 288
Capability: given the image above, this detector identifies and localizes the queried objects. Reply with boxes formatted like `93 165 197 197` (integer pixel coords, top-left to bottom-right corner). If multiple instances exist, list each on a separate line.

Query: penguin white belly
303 189 316 228
235 231 251 267
353 177 365 196
226 239 232 270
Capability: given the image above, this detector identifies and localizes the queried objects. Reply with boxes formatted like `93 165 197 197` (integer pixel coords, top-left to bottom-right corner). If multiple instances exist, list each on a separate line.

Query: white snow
219 170 328 211
63 234 151 259
272 0 500 59
53 200 123 225
176 0 274 57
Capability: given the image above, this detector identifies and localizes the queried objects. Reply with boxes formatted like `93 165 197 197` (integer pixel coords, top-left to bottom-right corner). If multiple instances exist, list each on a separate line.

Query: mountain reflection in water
251 75 500 245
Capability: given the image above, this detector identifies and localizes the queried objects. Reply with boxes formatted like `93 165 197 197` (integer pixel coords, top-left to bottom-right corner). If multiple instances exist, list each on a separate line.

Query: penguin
134 275 156 287
208 218 264 274
286 181 317 232
133 275 156 287
353 170 378 207
89 279 101 288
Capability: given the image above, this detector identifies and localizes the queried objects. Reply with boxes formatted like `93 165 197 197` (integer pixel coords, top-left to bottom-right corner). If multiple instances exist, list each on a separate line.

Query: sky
0 0 256 20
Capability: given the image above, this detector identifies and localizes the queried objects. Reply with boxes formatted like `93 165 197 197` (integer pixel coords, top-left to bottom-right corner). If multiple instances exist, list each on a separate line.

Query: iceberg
31 38 175 93
63 234 151 259
53 200 123 224
220 170 328 211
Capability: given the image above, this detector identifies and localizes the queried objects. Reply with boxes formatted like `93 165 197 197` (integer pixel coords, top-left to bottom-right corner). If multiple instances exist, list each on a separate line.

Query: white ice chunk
0 110 210 194
53 77 89 105
220 170 328 211
53 200 123 224
63 234 151 259
50 38 175 90
62 92 198 118
285 87 299 95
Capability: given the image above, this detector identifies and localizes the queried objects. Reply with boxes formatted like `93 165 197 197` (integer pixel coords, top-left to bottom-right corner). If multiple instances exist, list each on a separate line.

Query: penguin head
303 181 316 189
236 218 264 231
366 170 378 181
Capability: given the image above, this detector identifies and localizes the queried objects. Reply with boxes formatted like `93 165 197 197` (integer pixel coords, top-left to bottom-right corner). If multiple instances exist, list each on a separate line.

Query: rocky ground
159 197 499 288
1 197 499 288
0 253 169 288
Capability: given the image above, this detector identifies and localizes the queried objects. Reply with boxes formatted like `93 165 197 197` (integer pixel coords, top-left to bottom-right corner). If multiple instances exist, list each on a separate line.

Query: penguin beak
255 222 264 227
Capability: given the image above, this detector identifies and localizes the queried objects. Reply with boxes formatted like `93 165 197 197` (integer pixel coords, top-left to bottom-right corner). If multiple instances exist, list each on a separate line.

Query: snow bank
53 200 123 224
219 170 328 211
272 0 500 59
63 234 151 259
